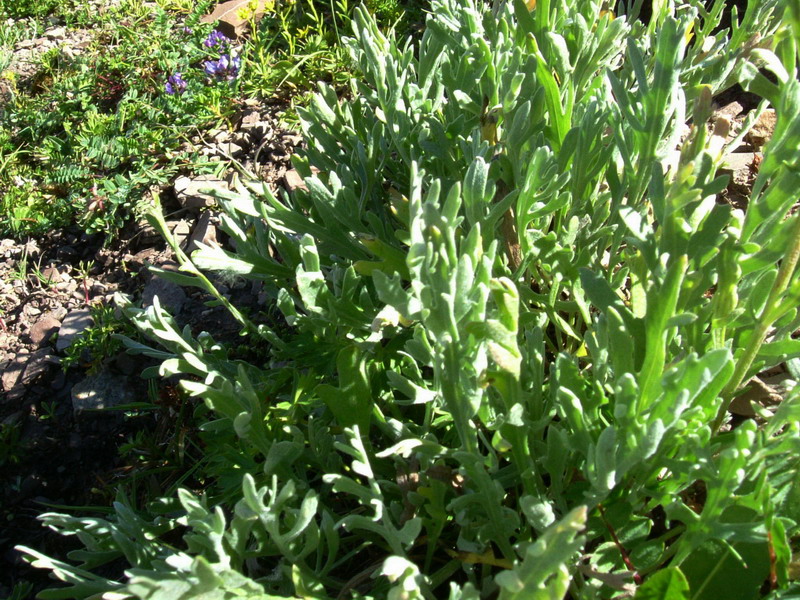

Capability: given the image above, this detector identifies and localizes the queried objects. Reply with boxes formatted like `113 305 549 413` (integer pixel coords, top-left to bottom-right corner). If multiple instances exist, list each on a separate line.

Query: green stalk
713 212 800 432
147 197 283 348
441 344 479 454
497 371 545 500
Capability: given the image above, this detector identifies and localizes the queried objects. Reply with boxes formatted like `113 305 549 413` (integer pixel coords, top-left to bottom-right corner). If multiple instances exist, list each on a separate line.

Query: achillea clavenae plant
18 0 800 598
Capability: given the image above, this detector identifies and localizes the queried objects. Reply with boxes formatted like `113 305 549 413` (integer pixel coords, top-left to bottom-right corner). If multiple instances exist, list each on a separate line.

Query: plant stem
442 344 478 454
713 212 800 432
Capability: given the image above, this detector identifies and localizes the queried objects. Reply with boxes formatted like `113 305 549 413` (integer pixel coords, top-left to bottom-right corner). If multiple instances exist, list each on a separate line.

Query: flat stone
45 26 66 39
174 175 228 212
239 110 261 130
19 348 57 386
1 349 55 393
71 370 137 415
167 219 192 248
56 308 93 352
186 211 219 255
124 247 163 272
729 376 784 416
40 266 67 284
713 101 743 121
746 109 776 148
201 0 269 39
215 141 246 158
720 152 761 186
211 129 231 144
284 169 308 192
142 263 187 314
2 352 27 392
54 280 78 293
28 313 62 347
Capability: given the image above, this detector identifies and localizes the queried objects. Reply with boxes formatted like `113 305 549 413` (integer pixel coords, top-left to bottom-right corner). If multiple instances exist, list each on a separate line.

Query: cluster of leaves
0 0 238 237
0 0 62 20
61 303 139 373
240 0 424 109
0 0 420 239
16 0 800 599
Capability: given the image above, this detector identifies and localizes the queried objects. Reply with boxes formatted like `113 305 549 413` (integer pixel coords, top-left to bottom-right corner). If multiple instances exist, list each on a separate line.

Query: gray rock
187 211 219 255
720 152 761 186
45 26 66 39
71 370 137 414
200 0 269 39
218 141 246 158
2 352 27 392
28 313 62 347
284 169 308 192
54 279 78 293
114 351 139 376
210 129 231 144
239 110 261 130
56 308 93 352
19 348 57 386
1 348 56 393
142 268 187 315
166 219 192 248
174 175 228 212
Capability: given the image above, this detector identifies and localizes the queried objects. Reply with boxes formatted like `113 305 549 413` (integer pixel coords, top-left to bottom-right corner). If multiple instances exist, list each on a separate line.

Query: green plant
61 303 137 373
38 400 58 422
5 581 34 600
16 0 800 598
0 0 242 239
0 422 23 467
0 0 62 19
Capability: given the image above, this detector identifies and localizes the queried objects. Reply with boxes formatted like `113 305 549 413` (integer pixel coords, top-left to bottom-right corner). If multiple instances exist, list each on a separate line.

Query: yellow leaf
685 20 695 43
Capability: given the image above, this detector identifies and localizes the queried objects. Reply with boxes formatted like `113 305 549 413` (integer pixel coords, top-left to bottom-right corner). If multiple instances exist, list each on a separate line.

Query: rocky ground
0 98 307 599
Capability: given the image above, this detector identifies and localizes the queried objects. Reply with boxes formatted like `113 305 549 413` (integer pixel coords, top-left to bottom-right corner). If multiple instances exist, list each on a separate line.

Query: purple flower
165 72 187 95
203 59 219 77
203 54 241 81
181 26 193 35
203 30 230 48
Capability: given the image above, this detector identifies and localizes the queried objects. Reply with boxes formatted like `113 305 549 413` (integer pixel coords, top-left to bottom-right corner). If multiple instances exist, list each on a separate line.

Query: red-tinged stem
768 531 777 592
598 504 642 585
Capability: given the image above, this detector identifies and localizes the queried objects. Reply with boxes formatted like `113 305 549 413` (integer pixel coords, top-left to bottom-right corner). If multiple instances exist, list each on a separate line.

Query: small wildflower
181 26 193 35
237 0 259 20
203 30 230 48
203 60 218 77
203 55 241 80
165 72 187 95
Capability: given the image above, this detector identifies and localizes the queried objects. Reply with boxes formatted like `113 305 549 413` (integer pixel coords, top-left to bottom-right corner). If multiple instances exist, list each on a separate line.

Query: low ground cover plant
15 0 800 598
0 0 411 239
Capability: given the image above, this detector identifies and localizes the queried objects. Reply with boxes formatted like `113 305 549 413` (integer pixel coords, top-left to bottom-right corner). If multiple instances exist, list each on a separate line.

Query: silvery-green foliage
17 0 800 598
